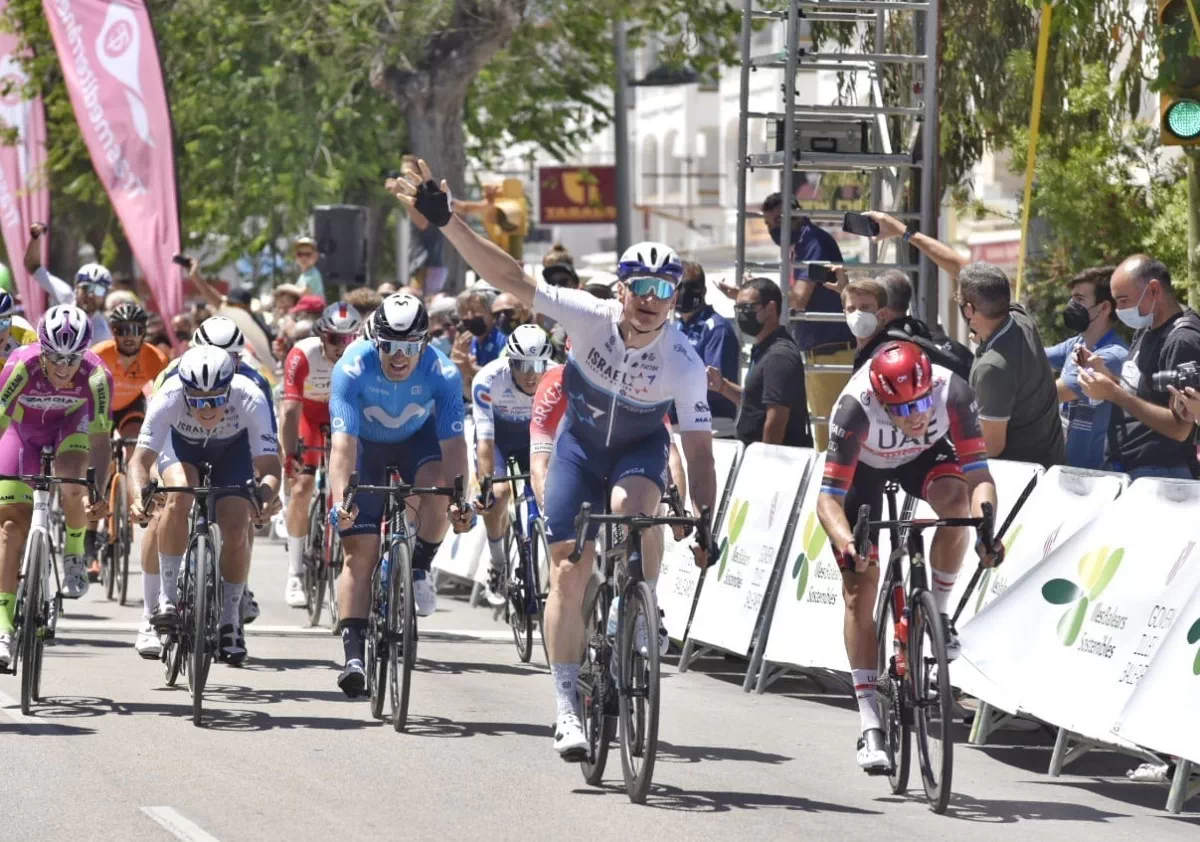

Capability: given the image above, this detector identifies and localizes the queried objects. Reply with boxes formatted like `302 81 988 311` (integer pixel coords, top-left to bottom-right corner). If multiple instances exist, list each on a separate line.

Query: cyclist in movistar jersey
0 306 112 666
327 293 469 698
389 161 716 760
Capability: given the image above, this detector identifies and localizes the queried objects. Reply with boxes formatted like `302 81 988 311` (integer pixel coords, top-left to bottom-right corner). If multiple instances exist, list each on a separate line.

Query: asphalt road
1 536 1196 841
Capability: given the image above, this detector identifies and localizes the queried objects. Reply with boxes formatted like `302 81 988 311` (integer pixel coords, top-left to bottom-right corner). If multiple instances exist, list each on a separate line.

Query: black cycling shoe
151 602 180 633
218 624 247 666
338 660 367 698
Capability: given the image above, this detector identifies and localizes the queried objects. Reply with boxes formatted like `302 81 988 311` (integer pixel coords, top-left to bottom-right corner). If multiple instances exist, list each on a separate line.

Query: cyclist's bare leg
482 480 512 543
411 460 451 546
215 494 254 628
0 503 31 593
286 472 314 538
337 533 380 620
610 475 663 580
925 476 971 615
155 462 197 607
841 563 881 671
545 540 593 665
54 450 89 537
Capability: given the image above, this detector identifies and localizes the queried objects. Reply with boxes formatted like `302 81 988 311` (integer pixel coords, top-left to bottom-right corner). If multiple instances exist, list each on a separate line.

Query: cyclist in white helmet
473 323 557 606
390 161 716 761
24 223 114 343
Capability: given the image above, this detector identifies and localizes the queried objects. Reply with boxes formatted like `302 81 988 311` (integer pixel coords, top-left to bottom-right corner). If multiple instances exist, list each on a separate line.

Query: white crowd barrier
433 417 487 588
656 438 743 643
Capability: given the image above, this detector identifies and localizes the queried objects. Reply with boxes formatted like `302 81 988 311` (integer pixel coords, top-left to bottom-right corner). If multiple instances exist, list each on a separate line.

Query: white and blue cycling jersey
471 357 554 457
532 281 711 449
328 339 464 442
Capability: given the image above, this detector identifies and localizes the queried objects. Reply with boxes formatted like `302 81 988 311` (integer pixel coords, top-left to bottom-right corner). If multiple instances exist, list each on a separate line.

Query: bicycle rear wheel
579 574 614 784
116 473 132 606
531 519 551 667
911 589 953 813
388 541 416 732
190 533 218 726
19 535 46 714
618 580 660 804
305 497 326 627
367 562 387 721
876 597 911 794
507 524 533 663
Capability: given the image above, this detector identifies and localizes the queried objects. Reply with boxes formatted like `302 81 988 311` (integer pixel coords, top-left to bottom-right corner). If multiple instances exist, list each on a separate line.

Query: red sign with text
538 166 617 225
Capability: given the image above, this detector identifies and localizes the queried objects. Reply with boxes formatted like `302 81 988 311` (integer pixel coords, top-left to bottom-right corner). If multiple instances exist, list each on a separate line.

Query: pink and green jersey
0 343 113 434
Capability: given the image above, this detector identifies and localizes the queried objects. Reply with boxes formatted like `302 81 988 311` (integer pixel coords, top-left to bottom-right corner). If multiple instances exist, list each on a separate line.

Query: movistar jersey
328 339 464 442
532 281 710 449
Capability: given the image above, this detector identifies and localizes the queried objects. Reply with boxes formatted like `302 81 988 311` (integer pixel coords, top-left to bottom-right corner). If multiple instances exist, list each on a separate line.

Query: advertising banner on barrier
658 439 742 642
1113 581 1200 765
958 478 1200 745
0 13 49 321
685 444 813 657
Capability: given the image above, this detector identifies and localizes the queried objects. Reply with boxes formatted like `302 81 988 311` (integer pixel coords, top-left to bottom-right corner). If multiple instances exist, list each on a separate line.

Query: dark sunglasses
113 323 146 337
322 331 357 346
493 308 517 320
44 350 83 367
296 250 316 259
884 395 935 418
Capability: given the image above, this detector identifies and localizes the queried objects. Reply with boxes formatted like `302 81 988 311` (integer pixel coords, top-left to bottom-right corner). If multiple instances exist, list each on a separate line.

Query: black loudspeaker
312 204 368 286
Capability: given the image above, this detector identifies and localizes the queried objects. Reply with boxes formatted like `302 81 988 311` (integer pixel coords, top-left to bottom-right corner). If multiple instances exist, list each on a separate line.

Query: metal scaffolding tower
733 0 941 324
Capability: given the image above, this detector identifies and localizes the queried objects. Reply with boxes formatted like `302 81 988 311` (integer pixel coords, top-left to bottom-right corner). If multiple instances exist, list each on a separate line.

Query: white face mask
1115 284 1153 330
845 309 879 339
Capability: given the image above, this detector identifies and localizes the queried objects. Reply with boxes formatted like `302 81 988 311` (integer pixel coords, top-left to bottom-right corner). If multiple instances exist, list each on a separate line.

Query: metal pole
734 0 754 286
397 217 410 288
1015 2 1054 300
918 0 941 324
1188 151 1200 309
613 19 632 256
780 0 801 294
870 8 885 268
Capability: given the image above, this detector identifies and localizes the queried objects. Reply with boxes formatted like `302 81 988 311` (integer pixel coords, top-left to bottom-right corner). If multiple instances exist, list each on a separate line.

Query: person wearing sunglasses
470 324 556 607
0 291 37 368
326 293 469 699
815 340 1004 773
24 223 114 344
293 236 326 299
129 345 280 664
0 305 113 665
279 302 363 609
387 160 716 761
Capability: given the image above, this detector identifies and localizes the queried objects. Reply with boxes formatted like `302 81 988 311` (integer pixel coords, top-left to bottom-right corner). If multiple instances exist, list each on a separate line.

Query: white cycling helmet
373 293 428 341
317 302 363 335
177 345 235 393
616 241 683 282
38 304 92 355
505 323 553 362
193 316 246 357
75 262 113 288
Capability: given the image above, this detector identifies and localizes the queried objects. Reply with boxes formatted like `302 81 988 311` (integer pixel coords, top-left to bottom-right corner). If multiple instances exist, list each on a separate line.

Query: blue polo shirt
784 220 854 352
1045 328 1129 470
674 303 740 420
471 324 506 367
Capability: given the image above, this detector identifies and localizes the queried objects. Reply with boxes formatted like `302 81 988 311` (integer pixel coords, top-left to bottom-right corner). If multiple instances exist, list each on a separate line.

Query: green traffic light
1166 98 1200 140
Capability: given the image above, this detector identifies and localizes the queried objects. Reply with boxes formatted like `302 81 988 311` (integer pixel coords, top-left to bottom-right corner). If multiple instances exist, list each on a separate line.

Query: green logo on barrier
790 511 827 601
1188 617 1200 676
1041 545 1124 646
974 523 1024 614
716 498 749 581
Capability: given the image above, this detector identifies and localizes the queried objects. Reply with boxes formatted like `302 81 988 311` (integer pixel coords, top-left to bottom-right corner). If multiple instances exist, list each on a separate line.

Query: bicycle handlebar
479 473 533 499
140 478 263 518
851 501 996 562
0 471 99 504
342 471 466 516
568 502 713 564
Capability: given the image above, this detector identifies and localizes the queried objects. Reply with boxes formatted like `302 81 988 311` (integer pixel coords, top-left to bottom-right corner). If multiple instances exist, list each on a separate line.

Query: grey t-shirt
970 304 1065 468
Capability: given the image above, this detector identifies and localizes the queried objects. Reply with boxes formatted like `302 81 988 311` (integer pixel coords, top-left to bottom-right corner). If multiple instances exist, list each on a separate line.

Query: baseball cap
290 294 326 316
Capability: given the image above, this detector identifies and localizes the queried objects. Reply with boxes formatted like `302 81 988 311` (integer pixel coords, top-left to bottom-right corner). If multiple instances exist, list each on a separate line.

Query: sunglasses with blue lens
184 391 231 410
375 337 424 357
884 394 935 417
626 276 678 300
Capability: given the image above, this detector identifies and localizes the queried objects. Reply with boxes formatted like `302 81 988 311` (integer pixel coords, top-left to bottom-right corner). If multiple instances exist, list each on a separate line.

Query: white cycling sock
551 662 580 718
932 569 958 616
286 536 304 577
852 668 882 732
159 554 184 604
142 573 160 619
221 582 245 627
487 535 506 570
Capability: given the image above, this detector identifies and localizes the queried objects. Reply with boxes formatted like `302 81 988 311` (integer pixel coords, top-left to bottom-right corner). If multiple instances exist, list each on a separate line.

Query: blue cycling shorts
157 429 255 501
542 424 669 544
341 419 442 538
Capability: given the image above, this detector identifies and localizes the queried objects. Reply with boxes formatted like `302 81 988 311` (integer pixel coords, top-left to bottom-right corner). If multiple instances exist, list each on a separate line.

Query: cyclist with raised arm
0 292 37 367
129 346 281 663
280 302 362 608
389 161 716 760
24 223 114 344
816 341 1004 771
326 293 469 698
473 323 556 606
0 306 112 666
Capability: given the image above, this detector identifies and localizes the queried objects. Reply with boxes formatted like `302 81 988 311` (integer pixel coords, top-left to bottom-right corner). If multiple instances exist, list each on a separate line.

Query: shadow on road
403 714 551 740
240 656 343 673
1029 777 1199 814
574 781 882 814
0 720 96 736
415 659 545 678
45 636 134 650
942 791 1131 823
656 740 792 766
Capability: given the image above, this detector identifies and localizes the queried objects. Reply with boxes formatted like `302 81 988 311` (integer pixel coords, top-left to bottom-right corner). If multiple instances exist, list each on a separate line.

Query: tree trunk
405 90 470 292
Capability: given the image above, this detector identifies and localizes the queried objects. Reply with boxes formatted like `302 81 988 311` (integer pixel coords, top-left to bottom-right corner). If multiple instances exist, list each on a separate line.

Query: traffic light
480 178 530 261
1159 1 1200 145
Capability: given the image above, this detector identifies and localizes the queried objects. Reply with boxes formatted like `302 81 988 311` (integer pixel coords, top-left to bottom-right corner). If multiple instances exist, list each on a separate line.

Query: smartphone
171 254 191 268
807 263 833 283
843 211 880 238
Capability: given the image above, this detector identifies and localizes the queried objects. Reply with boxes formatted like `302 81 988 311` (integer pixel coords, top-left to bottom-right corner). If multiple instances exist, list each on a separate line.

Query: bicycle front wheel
190 532 219 726
876 595 911 795
911 589 953 813
19 534 46 714
507 524 533 663
326 531 343 634
367 562 387 722
618 580 660 804
305 496 326 627
579 573 614 784
531 519 551 667
388 541 416 732
116 472 132 606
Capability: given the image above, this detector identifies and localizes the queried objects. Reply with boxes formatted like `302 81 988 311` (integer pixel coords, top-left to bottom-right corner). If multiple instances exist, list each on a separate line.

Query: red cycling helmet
869 341 933 406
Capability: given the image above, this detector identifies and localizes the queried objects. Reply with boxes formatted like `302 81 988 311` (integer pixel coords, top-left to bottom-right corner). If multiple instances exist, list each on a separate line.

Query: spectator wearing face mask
668 261 740 436
842 278 889 359
451 289 502 397
1044 267 1128 469
427 296 458 358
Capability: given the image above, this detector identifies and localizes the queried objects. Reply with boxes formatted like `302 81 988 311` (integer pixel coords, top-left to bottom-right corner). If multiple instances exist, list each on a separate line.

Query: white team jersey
471 357 552 450
138 373 279 457
33 267 113 343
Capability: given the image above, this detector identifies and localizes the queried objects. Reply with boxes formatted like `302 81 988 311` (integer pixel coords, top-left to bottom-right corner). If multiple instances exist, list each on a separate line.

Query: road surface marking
140 807 221 842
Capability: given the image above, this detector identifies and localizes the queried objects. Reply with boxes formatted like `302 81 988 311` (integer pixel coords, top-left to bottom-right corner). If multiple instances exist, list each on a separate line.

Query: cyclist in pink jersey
0 306 112 666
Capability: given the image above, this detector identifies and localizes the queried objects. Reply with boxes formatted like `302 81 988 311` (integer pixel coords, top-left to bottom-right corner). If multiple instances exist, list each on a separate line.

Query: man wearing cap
293 237 325 298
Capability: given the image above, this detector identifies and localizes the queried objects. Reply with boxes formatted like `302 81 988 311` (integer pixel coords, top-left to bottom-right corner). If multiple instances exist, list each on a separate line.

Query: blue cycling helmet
616 241 683 282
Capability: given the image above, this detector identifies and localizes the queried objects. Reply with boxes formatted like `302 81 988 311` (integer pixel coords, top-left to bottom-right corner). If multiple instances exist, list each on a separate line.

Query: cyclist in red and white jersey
279 302 362 607
816 341 1003 772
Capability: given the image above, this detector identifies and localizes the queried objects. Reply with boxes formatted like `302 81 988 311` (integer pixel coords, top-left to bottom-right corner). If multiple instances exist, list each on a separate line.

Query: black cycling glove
414 179 454 228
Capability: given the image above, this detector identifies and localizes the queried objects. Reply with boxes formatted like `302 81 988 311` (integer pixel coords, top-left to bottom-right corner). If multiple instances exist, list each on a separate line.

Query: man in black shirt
706 277 813 447
1078 255 1200 479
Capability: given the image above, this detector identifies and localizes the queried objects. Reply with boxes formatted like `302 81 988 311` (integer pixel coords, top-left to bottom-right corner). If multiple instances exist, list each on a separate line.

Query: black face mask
1061 300 1093 334
675 285 705 315
735 305 764 337
767 225 782 246
461 317 488 337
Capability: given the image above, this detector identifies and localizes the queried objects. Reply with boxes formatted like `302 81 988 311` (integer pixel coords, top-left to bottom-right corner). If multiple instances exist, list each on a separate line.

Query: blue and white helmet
75 262 113 288
616 241 683 282
505 323 553 362
177 346 236 393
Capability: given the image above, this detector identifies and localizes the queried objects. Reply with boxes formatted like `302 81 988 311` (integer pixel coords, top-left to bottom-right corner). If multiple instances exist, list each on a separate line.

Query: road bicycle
99 436 138 604
292 429 339 628
853 485 994 814
341 469 465 732
1 446 97 714
570 488 710 804
142 468 261 726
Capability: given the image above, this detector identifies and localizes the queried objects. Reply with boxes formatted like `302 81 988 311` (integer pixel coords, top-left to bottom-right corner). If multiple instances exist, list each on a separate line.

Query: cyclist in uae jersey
390 157 718 762
0 306 112 665
279 302 362 609
816 341 1003 772
473 324 556 606
326 294 468 699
